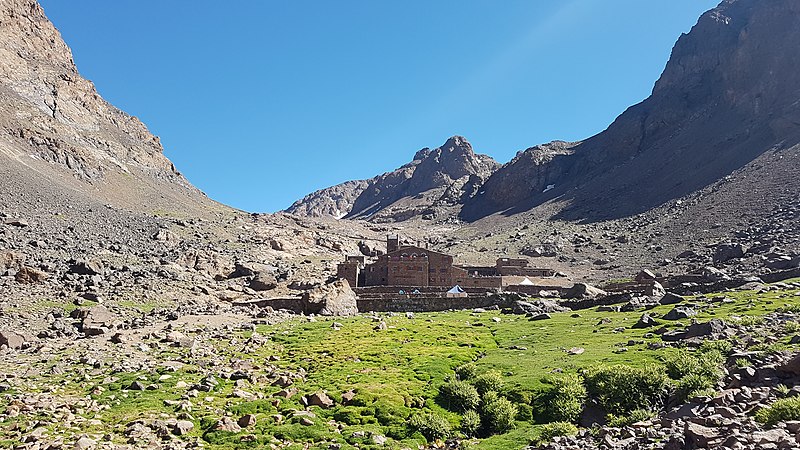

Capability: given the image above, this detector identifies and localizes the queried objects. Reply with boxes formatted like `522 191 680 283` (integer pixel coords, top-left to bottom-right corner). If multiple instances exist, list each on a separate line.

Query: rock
249 272 278 291
14 266 47 283
172 420 194 436
513 300 569 315
659 292 685 305
713 242 746 264
73 436 96 450
299 417 314 426
302 279 358 316
662 319 727 342
371 434 387 446
215 417 242 432
633 313 658 329
341 390 356 404
563 283 607 299
68 259 105 276
621 296 660 311
238 414 256 428
685 422 719 448
529 313 551 321
778 354 800 375
71 305 120 335
663 306 697 321
307 391 335 408
567 347 585 355
0 330 32 349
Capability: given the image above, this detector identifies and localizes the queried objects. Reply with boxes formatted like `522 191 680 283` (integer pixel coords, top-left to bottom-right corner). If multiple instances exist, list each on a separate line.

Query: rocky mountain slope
286 136 499 222
0 0 400 340
462 0 800 222
0 0 221 215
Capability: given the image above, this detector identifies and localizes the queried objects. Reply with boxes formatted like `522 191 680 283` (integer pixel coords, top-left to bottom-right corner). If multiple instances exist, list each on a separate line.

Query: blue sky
39 1 720 213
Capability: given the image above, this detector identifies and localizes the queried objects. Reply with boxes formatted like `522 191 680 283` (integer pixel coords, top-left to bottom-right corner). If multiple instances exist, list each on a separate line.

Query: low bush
534 373 587 423
665 348 724 402
481 391 517 433
474 370 504 395
454 363 479 381
408 411 452 441
755 397 800 427
440 379 481 412
605 409 656 428
583 364 668 415
461 410 481 437
536 421 578 444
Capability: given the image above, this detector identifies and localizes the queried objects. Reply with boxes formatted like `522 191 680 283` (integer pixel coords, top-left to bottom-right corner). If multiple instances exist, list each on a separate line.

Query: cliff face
286 136 499 222
0 0 213 213
462 0 800 221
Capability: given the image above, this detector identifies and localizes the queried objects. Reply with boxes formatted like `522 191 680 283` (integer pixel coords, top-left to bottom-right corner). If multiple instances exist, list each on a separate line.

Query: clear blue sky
39 1 719 213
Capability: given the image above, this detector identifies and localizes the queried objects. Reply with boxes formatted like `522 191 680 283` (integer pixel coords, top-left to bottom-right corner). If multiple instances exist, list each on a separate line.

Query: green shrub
455 363 479 381
536 422 578 444
735 358 752 368
776 384 791 398
333 406 364 425
737 315 764 327
461 410 481 437
755 397 800 427
606 409 655 428
535 373 587 423
698 339 733 355
408 411 452 441
481 391 517 433
474 370 504 395
784 321 800 334
664 348 724 402
583 364 668 415
664 350 701 379
440 379 481 412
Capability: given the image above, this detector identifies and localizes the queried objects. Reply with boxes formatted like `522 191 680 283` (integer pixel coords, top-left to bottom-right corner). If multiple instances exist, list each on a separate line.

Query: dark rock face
462 0 800 222
286 136 499 222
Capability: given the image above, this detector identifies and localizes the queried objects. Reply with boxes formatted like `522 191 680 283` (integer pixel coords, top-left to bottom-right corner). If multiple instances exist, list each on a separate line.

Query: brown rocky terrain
287 0 800 283
287 136 499 222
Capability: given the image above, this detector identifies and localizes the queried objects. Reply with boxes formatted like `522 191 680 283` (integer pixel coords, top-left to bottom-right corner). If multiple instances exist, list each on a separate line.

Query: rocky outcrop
302 279 358 316
287 136 499 222
0 0 217 216
285 179 371 218
462 0 800 222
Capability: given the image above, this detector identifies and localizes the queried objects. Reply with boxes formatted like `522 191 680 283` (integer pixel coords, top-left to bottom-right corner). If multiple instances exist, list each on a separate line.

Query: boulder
713 243 745 264
68 259 105 276
302 279 358 316
15 266 47 283
0 330 32 349
778 354 800 375
0 250 23 272
238 414 257 428
633 313 658 329
662 319 727 342
172 420 194 436
663 306 697 321
659 292 685 305
563 283 607 299
215 417 241 432
71 305 120 336
512 299 569 315
621 296 659 312
307 391 335 408
685 422 719 448
249 272 278 291
73 436 96 450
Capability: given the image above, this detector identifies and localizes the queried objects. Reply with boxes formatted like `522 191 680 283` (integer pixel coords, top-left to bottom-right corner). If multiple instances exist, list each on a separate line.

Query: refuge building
337 235 556 290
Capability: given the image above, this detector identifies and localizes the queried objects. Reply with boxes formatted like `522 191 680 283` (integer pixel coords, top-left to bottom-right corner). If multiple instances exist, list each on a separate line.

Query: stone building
337 235 555 289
